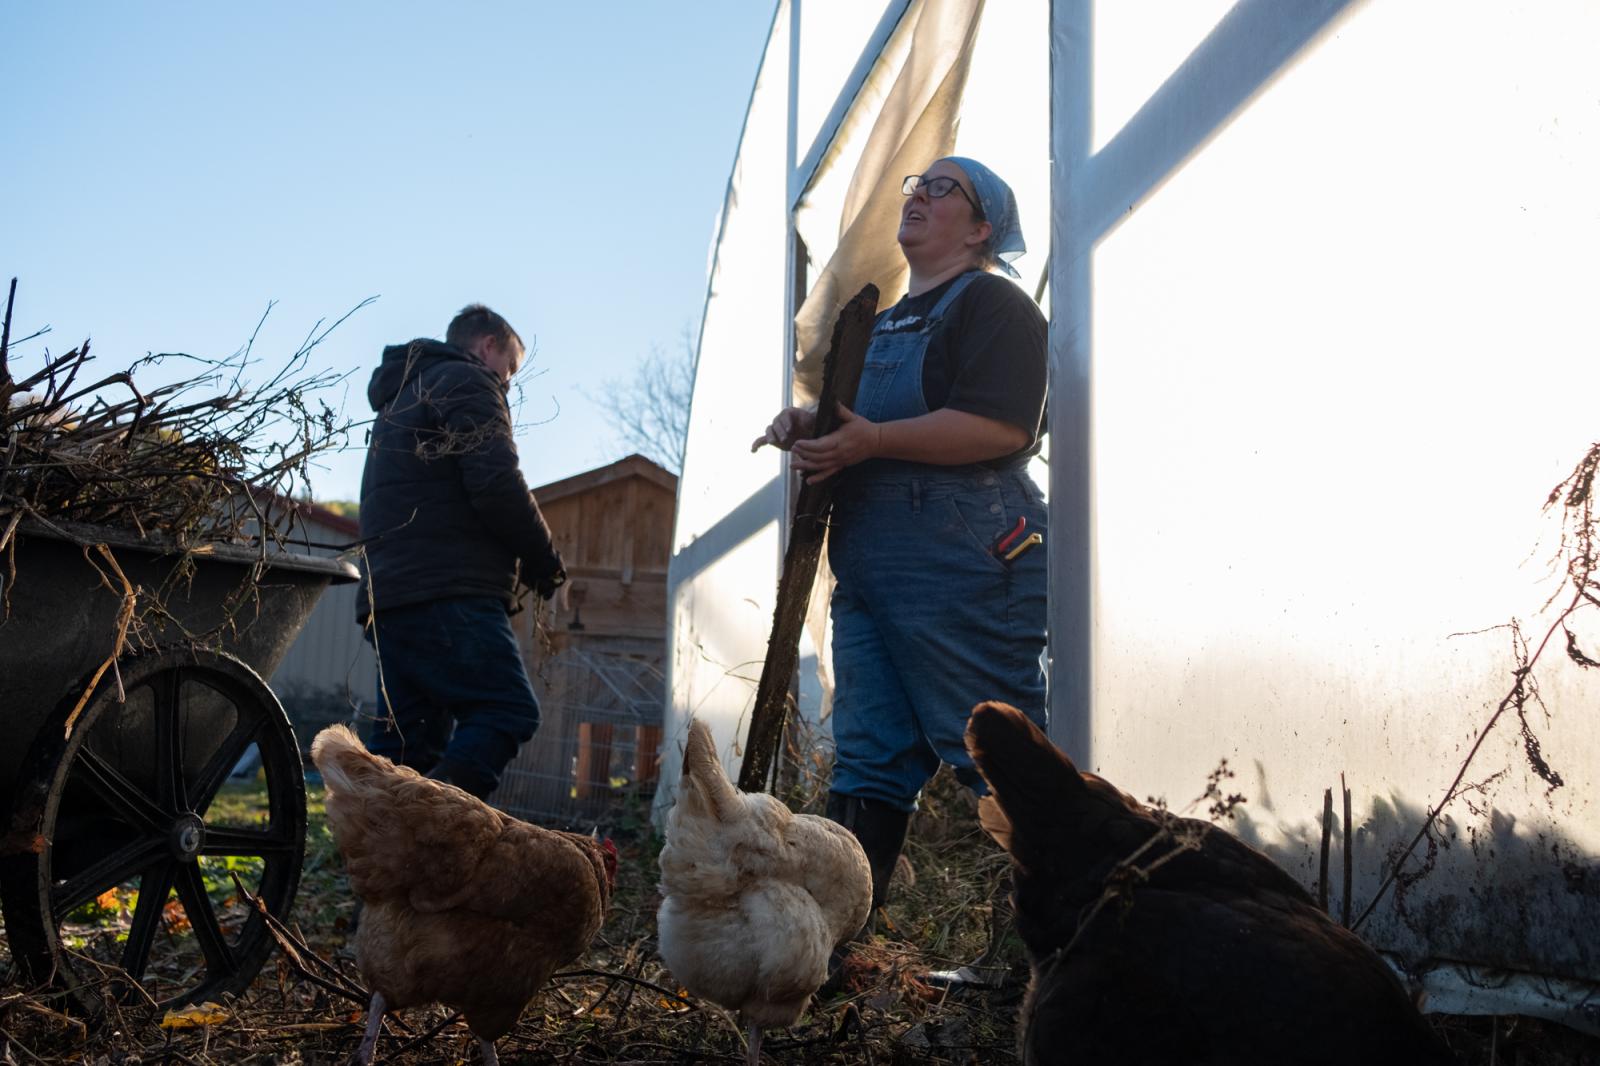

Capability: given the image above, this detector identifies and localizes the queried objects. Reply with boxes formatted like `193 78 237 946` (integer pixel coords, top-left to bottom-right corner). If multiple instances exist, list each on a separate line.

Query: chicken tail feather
977 794 1014 854
680 719 739 822
966 702 1089 863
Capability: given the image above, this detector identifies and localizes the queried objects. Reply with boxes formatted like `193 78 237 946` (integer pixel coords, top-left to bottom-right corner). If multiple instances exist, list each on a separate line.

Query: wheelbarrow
0 518 357 1012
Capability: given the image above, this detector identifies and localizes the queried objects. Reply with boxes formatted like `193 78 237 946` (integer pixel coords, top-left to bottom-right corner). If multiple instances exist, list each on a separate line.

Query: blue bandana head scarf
937 156 1025 279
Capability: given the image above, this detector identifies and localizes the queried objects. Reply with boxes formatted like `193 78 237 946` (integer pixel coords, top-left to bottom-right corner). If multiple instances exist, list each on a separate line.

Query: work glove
534 552 567 601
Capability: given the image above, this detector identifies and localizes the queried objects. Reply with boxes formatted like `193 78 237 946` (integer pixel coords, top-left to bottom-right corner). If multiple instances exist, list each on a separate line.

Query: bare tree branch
588 323 694 473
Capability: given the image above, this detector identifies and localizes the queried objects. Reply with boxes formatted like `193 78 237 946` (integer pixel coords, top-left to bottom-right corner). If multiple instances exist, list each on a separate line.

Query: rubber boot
827 791 912 920
820 791 912 996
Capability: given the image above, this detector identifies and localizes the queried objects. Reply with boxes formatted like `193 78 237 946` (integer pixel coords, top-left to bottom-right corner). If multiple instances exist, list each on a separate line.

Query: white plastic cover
669 0 1600 1016
657 4 794 810
1053 0 1600 999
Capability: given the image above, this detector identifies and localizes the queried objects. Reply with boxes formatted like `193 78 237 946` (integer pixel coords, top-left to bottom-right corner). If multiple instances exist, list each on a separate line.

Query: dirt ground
2 771 1597 1065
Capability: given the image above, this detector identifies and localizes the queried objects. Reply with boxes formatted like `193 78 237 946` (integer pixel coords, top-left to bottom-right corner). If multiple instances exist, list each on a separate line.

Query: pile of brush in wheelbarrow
0 279 363 1014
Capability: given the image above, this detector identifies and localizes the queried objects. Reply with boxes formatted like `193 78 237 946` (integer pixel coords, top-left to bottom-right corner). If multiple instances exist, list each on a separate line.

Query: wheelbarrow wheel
0 648 307 1013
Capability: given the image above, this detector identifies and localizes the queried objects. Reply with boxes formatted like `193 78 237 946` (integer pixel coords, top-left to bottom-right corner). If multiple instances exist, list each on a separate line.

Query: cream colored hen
657 719 871 1066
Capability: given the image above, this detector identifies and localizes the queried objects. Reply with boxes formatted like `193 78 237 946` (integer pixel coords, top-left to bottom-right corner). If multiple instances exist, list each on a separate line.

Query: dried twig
0 287 367 685
1340 773 1352 929
1353 441 1600 930
1 287 363 559
60 543 137 738
388 1010 464 1058
1318 787 1333 914
551 969 696 1009
1 277 17 394
229 872 373 1013
0 1026 49 1066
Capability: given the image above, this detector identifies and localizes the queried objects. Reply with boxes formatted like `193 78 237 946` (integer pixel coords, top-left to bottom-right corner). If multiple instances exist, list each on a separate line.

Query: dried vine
1352 439 1600 930
0 279 369 650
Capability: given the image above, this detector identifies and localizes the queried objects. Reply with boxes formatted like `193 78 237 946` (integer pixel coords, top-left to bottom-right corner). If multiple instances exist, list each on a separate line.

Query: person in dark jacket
356 303 566 799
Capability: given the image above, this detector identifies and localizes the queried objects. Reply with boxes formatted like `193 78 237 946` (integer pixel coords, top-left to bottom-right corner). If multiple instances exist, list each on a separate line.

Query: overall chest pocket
862 318 931 371
853 352 912 421
861 349 909 373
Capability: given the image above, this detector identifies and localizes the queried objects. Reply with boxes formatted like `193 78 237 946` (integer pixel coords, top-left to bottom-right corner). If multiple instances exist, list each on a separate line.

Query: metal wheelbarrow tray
0 518 357 1012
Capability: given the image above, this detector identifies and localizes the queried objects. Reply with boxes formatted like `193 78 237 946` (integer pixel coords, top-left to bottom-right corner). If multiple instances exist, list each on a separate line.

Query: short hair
445 304 523 355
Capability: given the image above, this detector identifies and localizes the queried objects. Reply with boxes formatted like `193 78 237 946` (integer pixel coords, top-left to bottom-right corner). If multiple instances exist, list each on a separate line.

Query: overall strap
925 269 983 323
869 270 987 339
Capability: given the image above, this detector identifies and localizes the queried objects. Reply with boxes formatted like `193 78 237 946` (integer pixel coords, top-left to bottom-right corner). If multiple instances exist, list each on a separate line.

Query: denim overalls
827 271 1048 811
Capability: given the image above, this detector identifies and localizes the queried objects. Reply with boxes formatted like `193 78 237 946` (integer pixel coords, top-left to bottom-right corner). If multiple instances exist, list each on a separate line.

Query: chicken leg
355 991 385 1066
746 1021 763 1066
478 1036 500 1066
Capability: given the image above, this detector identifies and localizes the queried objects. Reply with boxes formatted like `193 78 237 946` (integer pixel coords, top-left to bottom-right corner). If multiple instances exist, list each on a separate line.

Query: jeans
365 596 540 797
827 464 1048 811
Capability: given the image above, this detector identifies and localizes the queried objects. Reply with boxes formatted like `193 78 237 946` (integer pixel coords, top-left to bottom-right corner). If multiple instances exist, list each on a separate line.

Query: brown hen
966 701 1457 1066
310 725 616 1066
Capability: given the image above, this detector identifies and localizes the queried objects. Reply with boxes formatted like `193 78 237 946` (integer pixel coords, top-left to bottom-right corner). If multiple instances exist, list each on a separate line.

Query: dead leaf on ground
160 1002 229 1029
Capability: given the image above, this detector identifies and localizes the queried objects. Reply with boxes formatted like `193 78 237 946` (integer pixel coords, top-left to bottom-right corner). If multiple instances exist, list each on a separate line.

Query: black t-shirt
875 271 1048 466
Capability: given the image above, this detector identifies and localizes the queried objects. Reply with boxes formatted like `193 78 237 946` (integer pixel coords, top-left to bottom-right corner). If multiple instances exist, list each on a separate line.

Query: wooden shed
493 454 677 826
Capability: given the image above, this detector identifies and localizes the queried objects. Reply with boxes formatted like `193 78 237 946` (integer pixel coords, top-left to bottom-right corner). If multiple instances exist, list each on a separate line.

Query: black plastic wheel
0 649 307 1012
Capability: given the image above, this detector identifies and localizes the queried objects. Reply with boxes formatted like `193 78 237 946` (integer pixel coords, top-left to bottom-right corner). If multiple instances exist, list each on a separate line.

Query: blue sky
3 2 776 501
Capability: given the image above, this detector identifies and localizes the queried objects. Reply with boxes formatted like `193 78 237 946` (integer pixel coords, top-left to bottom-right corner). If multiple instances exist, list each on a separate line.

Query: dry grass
3 768 1598 1064
0 770 1018 1065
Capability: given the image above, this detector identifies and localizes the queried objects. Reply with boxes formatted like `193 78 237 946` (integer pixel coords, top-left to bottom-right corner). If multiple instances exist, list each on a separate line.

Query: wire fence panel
490 647 665 829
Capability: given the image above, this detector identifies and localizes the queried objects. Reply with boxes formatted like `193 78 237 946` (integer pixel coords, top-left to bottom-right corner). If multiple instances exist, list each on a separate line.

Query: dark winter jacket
355 339 562 621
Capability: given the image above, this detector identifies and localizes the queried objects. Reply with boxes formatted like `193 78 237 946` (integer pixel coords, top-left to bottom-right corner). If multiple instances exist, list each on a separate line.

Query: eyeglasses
901 174 983 217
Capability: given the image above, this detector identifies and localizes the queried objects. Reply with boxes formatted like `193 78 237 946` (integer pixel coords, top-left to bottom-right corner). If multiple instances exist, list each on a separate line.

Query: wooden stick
738 284 878 794
1341 773 1353 928
1 276 17 397
1318 786 1333 914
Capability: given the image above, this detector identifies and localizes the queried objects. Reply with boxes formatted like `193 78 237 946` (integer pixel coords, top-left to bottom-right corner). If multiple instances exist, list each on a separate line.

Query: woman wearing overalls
753 157 1048 966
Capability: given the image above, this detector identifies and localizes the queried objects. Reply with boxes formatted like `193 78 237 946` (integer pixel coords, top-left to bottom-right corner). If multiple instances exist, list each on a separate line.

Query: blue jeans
827 464 1048 811
365 596 540 797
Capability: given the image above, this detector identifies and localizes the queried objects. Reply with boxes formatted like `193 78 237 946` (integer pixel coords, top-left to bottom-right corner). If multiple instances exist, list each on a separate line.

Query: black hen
966 701 1456 1066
